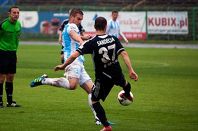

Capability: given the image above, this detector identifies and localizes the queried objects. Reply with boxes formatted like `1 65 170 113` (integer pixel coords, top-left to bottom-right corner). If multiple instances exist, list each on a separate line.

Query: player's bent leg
42 76 78 90
79 66 92 93
79 69 102 125
87 93 101 125
81 80 93 94
42 77 70 89
67 77 78 90
81 81 102 125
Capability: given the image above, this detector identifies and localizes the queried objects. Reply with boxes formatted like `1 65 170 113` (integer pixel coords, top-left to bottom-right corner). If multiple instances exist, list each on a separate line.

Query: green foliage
0 45 198 131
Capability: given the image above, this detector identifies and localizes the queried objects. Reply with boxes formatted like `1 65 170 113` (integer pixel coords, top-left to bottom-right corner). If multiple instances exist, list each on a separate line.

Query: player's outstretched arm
54 51 80 71
120 51 138 81
120 31 129 44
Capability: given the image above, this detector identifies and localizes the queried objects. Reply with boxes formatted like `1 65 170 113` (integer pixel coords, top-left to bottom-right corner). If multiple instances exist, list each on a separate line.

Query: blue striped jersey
106 19 120 38
62 23 84 64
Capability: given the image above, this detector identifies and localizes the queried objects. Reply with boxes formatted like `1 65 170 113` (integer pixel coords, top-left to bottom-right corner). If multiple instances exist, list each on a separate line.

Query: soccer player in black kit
54 16 138 131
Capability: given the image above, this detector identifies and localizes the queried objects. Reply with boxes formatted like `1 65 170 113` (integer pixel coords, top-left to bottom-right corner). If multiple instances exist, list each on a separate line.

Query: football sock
5 82 13 104
0 83 3 102
42 77 70 89
92 102 109 127
123 82 131 97
88 93 99 120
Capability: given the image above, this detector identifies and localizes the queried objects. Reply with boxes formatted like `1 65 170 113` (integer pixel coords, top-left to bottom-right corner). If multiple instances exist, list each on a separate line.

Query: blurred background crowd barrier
0 0 198 41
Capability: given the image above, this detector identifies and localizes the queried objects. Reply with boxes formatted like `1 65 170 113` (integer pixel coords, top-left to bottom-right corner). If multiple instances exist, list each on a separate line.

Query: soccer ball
117 90 133 106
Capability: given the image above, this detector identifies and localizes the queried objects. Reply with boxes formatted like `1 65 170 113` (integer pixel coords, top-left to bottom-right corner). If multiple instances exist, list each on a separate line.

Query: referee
0 6 21 108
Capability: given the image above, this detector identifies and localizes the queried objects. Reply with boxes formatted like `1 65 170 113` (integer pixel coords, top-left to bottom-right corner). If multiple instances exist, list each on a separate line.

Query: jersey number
98 44 116 63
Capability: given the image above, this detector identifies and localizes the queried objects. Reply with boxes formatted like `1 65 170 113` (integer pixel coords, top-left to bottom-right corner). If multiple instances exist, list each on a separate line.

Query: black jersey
59 19 68 31
77 34 125 78
59 19 85 34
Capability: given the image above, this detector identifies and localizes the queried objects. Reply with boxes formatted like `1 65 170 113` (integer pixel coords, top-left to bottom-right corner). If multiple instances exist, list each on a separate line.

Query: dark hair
8 6 19 12
112 10 118 14
69 8 83 17
94 17 107 31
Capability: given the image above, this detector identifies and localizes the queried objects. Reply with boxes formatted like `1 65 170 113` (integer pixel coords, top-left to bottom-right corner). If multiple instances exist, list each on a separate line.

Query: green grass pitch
0 44 198 131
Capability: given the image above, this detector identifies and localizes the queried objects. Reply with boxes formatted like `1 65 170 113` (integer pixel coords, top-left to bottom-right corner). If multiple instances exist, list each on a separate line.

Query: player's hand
129 70 138 81
54 65 64 71
82 34 92 40
87 35 92 39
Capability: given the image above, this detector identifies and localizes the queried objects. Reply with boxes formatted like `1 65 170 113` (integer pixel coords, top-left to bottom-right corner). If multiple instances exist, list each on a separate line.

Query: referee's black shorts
91 72 126 102
0 50 17 74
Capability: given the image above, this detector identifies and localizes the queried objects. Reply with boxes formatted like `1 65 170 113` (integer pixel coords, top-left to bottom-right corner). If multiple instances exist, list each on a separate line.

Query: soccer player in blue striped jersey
58 18 86 63
30 8 101 125
58 10 91 64
106 10 129 44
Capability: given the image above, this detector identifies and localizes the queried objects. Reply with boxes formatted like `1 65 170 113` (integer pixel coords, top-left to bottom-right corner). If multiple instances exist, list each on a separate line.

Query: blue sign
20 11 69 34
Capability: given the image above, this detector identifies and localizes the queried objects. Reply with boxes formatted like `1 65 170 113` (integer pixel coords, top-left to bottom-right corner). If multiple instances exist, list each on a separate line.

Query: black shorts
91 71 126 101
0 50 17 74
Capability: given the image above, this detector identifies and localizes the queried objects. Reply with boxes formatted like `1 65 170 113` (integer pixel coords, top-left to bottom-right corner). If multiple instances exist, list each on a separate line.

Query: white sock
88 93 99 121
42 77 70 89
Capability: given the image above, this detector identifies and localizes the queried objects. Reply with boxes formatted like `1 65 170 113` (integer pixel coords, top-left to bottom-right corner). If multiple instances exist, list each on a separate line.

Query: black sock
123 82 131 97
0 83 3 102
5 82 13 104
92 102 109 127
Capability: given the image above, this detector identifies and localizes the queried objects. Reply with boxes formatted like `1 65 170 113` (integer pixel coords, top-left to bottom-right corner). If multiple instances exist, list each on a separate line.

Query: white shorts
64 62 91 86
